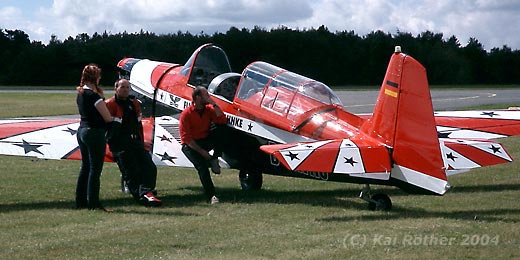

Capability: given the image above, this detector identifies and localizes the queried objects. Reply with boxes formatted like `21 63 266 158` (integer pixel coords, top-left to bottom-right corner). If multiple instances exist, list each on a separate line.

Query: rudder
361 47 449 195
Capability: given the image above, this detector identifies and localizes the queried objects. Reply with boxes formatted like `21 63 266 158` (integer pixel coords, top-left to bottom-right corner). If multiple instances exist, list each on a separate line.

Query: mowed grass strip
0 92 77 118
0 91 519 259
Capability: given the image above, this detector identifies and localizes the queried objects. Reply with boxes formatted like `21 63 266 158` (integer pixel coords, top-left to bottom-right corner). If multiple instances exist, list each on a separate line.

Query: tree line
1 25 519 87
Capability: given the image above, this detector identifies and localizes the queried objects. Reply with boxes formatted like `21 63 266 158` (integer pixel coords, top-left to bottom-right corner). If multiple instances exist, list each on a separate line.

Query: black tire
239 169 263 191
368 193 392 211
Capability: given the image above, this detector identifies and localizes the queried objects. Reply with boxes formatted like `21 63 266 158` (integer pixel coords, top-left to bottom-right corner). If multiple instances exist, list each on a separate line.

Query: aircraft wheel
368 193 392 211
239 169 263 191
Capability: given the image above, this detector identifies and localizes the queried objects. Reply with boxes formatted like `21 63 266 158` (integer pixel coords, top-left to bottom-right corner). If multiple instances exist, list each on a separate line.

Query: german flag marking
384 88 398 98
386 80 398 88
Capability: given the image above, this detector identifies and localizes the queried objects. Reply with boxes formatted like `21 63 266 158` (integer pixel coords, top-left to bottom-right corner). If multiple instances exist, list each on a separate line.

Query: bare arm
95 100 113 123
206 96 223 117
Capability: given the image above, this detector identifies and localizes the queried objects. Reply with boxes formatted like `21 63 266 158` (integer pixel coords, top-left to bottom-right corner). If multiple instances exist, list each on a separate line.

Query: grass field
1 92 519 259
0 92 77 118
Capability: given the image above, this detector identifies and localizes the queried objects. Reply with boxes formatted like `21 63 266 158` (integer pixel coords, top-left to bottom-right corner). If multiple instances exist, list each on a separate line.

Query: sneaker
121 179 130 194
140 192 162 207
210 158 221 174
210 195 219 205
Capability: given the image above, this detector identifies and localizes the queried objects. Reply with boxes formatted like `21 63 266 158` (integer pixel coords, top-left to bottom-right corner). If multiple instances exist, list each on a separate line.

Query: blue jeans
76 126 106 208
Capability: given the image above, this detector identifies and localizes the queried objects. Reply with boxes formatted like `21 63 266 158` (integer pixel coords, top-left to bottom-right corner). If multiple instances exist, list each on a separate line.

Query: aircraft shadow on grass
1 183 518 221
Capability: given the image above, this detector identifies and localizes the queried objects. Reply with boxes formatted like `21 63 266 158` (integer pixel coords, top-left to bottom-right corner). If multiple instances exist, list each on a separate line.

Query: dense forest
1 26 519 87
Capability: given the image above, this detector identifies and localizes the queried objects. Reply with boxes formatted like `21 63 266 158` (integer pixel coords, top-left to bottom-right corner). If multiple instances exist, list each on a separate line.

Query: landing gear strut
359 184 392 211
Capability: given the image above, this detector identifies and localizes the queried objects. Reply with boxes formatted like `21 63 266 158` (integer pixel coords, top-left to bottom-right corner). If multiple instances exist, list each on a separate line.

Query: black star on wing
247 122 253 131
481 111 499 117
344 157 357 167
158 135 172 142
62 127 77 135
446 152 458 161
284 151 299 161
155 152 176 164
14 139 46 155
489 145 501 154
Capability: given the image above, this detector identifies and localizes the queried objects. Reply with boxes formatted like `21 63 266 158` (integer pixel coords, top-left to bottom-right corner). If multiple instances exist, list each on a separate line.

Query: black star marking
446 152 458 161
305 145 313 148
438 132 451 138
247 122 253 131
158 135 172 142
344 143 353 147
14 139 45 155
344 157 357 167
62 127 77 135
160 92 164 100
156 152 176 164
481 111 499 117
284 151 299 161
489 145 501 154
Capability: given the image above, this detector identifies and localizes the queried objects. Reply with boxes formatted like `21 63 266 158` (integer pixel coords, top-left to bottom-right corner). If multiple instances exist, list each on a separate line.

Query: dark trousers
76 126 106 208
181 125 229 200
114 146 157 199
182 138 215 200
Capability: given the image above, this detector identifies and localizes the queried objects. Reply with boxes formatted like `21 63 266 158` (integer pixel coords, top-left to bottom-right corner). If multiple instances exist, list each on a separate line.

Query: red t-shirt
179 104 226 144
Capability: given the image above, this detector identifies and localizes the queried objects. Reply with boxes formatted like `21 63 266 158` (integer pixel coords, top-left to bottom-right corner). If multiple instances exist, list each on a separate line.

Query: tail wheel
239 169 263 191
368 193 392 211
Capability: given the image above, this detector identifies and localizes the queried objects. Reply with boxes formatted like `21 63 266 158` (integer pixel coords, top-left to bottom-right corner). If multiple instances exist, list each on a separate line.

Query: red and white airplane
1 44 519 210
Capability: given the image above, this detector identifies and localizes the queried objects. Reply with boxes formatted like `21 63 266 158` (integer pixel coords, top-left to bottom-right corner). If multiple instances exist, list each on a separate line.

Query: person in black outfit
105 79 161 207
75 64 113 212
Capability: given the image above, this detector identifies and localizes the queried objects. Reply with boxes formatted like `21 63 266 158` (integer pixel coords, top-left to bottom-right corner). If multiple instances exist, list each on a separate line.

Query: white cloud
0 6 25 29
0 0 518 50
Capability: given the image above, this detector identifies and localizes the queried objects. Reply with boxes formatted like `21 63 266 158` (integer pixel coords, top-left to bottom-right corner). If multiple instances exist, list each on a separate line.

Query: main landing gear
239 169 263 191
359 184 392 211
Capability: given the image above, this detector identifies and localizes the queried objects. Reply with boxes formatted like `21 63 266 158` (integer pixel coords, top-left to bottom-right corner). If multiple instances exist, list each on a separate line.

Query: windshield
298 81 342 105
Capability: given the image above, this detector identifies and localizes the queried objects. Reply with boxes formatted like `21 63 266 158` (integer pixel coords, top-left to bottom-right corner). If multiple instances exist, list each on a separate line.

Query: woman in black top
75 64 113 212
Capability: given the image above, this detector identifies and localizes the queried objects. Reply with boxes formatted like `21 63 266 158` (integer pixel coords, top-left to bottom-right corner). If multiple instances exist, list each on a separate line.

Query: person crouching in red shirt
180 87 227 204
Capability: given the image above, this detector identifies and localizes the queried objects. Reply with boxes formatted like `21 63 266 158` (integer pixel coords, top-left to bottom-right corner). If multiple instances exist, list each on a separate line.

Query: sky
1 0 519 50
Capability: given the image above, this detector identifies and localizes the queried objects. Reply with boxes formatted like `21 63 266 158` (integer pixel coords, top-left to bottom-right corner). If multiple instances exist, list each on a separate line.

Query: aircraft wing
259 138 392 180
149 116 194 168
435 110 520 139
0 117 194 168
0 118 86 160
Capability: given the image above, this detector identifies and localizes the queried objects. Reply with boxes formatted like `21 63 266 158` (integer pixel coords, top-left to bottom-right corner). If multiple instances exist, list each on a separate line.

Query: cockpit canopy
236 61 342 119
182 44 232 87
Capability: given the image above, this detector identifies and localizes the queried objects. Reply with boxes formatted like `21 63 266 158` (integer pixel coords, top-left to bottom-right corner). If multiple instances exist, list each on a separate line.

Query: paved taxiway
336 88 520 113
1 88 518 115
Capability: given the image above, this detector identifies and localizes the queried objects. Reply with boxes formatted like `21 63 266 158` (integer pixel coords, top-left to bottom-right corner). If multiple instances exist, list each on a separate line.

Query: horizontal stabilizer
435 110 520 139
260 139 391 179
441 138 512 175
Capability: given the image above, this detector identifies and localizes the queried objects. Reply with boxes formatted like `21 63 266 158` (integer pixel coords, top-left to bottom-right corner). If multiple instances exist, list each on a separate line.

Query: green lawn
1 137 519 259
0 92 77 118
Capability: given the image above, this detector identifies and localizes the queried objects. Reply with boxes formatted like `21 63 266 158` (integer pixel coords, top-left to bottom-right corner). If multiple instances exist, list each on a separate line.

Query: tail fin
361 47 449 195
